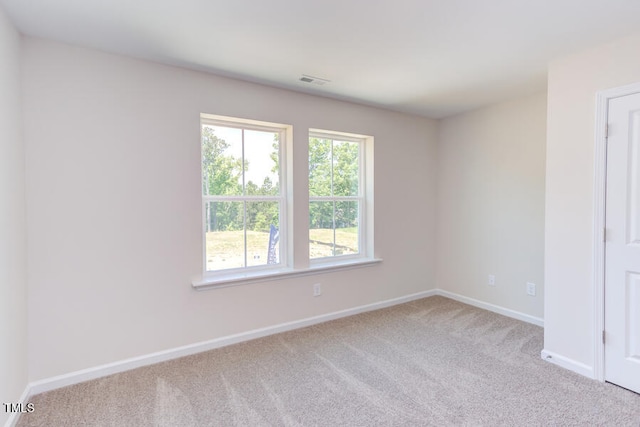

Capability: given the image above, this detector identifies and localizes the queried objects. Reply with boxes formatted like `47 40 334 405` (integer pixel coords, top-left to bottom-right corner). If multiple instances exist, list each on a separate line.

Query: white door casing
604 91 640 394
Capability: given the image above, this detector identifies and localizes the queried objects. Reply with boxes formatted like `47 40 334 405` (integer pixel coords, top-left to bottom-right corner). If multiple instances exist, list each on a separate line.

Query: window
195 115 376 289
309 130 366 262
201 114 287 274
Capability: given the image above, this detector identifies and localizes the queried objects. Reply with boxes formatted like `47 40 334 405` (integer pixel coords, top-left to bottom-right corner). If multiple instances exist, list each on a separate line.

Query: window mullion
330 139 334 197
309 196 358 201
241 128 246 195
243 201 248 268
331 140 335 256
332 200 336 256
241 129 247 268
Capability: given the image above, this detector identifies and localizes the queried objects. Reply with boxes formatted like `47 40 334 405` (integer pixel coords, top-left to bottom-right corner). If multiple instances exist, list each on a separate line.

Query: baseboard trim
26 289 437 397
21 289 546 401
434 289 544 327
4 384 33 427
540 349 595 379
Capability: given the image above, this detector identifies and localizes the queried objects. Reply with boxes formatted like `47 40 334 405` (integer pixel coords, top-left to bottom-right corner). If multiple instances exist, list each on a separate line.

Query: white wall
0 5 27 426
22 38 438 382
437 93 547 320
544 32 640 373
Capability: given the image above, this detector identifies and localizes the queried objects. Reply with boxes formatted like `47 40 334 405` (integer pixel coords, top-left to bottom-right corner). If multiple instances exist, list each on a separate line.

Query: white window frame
200 114 290 281
192 120 379 290
309 129 372 266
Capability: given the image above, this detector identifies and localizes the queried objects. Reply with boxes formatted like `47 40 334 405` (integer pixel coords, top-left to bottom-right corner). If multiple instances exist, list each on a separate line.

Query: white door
605 91 640 393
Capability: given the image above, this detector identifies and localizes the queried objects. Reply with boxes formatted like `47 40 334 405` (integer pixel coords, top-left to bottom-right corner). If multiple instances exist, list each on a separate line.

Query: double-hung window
200 114 287 274
309 130 367 262
196 115 376 288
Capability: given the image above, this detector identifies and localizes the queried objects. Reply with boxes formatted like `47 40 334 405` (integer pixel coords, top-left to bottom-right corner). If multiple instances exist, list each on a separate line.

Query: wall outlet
526 282 536 296
488 275 496 286
313 283 322 297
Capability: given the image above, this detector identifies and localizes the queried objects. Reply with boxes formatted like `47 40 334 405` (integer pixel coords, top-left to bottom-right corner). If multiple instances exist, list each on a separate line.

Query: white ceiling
3 0 640 118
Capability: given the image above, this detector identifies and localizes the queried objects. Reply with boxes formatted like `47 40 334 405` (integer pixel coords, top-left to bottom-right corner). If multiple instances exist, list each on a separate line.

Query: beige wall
437 93 547 320
22 38 438 381
0 5 27 425
544 32 640 373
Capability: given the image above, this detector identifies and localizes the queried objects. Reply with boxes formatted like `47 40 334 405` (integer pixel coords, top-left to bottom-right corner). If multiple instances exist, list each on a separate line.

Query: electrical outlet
488 275 496 286
313 283 322 297
526 282 536 296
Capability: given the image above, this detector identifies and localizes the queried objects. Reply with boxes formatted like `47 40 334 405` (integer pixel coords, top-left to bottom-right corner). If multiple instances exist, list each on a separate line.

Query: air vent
299 74 330 86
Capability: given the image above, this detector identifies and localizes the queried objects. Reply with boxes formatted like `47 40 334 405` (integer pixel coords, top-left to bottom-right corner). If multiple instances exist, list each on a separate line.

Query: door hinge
602 330 606 344
605 123 609 139
603 227 606 242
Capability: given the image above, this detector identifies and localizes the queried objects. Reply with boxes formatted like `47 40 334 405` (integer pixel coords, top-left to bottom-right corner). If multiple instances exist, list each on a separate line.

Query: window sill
192 258 382 291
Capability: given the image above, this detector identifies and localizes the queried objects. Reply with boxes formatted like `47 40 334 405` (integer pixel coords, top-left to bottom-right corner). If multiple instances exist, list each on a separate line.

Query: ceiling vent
299 74 330 86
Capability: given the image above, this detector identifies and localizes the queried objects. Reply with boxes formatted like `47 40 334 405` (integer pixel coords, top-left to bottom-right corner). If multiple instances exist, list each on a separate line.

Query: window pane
335 201 359 256
333 141 359 197
202 125 243 196
246 201 280 267
309 201 334 259
244 130 280 196
205 201 244 271
309 138 332 197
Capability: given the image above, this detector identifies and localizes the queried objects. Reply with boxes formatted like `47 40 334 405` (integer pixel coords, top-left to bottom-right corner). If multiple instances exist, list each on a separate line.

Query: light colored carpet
17 296 640 426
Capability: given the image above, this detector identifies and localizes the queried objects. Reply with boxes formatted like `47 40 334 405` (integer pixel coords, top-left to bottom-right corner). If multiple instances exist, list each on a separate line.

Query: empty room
1 0 640 425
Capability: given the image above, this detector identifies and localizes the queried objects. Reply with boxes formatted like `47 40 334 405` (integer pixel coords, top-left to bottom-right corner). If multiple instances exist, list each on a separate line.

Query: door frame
594 81 640 382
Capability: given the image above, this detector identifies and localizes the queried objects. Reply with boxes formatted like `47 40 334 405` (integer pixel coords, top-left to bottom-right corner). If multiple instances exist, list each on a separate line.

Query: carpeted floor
16 296 640 426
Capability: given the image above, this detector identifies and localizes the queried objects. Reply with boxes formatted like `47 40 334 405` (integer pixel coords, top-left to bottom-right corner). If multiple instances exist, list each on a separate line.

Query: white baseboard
26 290 437 397
434 289 544 327
17 289 546 406
540 349 595 379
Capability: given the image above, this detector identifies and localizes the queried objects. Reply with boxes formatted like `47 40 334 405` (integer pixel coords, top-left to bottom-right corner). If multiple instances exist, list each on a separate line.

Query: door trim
594 81 640 382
